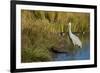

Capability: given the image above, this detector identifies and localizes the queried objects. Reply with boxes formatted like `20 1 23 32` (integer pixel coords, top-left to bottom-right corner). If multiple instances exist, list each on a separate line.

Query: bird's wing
71 34 82 46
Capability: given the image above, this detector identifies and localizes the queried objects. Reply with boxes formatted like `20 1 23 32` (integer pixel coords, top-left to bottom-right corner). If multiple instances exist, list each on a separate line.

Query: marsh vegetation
21 10 90 63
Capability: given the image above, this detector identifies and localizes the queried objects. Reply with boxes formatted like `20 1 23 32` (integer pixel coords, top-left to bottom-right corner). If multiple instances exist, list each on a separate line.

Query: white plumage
68 22 82 48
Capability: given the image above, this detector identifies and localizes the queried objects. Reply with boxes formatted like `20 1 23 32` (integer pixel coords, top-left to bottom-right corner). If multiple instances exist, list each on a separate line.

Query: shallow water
53 43 90 61
53 33 90 61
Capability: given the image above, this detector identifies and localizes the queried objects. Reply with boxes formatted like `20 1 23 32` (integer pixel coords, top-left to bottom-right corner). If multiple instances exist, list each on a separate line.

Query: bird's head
68 22 71 26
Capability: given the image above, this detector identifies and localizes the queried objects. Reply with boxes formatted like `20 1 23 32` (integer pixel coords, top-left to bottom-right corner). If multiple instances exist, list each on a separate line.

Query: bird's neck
69 25 72 35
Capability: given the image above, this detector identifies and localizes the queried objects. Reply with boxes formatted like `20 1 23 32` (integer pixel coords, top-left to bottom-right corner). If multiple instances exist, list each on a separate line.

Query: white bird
68 22 82 48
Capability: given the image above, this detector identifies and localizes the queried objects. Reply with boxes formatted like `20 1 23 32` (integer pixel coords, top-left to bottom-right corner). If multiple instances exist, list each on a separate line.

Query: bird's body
68 22 82 48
